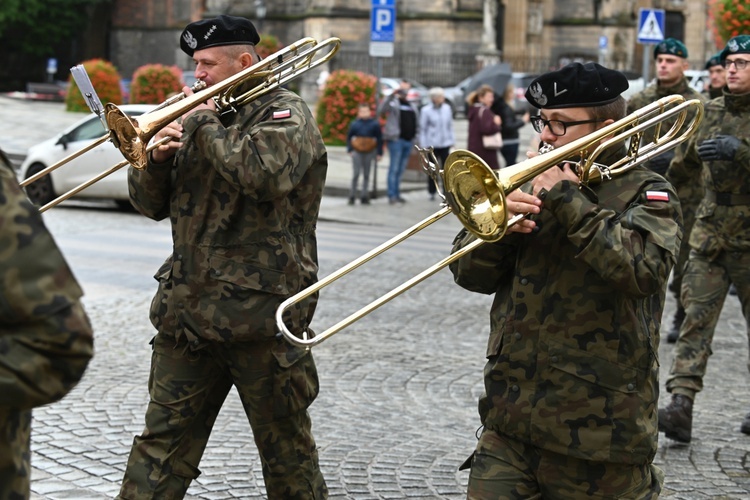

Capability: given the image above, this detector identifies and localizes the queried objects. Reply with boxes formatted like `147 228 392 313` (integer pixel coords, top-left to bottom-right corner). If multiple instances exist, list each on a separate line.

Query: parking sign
370 0 396 57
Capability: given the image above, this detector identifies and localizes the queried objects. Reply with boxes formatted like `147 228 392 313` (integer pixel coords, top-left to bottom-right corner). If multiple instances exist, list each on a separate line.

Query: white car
19 104 156 209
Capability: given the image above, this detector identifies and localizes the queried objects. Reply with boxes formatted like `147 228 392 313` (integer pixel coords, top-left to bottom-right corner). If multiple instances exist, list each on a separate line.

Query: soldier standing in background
704 51 727 100
118 15 328 499
659 35 750 444
627 37 707 344
450 63 681 498
0 149 93 499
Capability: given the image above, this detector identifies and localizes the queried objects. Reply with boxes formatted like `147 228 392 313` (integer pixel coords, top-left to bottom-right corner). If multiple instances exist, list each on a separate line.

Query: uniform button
191 340 200 347
176 254 183 260
177 302 185 309
514 332 522 340
511 385 519 392
275 284 284 292
627 383 635 391
550 356 558 363
520 278 529 285
212 269 221 277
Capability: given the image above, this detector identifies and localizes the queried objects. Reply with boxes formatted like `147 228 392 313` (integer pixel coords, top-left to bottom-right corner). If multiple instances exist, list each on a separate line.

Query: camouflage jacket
0 153 93 410
667 89 750 257
627 77 706 175
129 87 327 358
449 146 682 465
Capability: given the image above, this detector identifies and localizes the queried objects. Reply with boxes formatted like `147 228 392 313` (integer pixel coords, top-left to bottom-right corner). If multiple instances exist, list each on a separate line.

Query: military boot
658 394 693 443
665 305 686 344
741 412 750 435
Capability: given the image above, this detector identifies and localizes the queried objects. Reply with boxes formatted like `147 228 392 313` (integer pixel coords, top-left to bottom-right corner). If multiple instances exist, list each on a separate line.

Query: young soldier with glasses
450 62 681 498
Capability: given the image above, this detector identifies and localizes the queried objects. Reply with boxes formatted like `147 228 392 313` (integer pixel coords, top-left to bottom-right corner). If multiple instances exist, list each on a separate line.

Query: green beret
705 51 723 69
180 15 260 57
654 38 688 59
525 62 628 109
720 35 750 62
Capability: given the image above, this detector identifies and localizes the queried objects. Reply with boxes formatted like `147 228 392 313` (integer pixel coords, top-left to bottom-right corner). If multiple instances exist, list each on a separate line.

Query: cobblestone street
2 96 750 498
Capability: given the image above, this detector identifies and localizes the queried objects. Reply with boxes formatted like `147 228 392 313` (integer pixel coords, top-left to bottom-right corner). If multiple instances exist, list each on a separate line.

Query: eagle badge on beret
528 83 547 107
728 38 739 53
182 31 198 50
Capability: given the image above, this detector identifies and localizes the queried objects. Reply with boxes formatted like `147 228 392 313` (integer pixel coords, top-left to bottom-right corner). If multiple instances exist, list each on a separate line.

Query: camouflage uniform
664 90 750 396
450 146 681 498
628 77 706 335
0 151 93 499
119 86 328 499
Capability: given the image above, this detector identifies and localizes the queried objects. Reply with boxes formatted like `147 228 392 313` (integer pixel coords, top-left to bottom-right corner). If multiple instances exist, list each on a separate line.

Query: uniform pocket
208 254 289 295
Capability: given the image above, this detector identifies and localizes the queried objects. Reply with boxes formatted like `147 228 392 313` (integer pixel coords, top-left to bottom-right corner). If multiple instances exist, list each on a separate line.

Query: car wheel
23 163 56 206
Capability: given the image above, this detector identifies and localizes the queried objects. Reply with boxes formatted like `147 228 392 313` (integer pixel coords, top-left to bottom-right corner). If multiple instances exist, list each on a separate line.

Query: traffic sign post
370 0 396 198
637 8 665 83
370 0 396 58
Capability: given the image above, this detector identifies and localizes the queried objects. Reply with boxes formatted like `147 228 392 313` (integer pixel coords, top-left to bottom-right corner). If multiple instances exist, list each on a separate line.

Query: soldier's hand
697 135 741 161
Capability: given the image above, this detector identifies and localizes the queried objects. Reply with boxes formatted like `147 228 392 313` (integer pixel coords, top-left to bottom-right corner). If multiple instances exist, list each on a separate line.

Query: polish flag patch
273 109 292 119
646 190 669 202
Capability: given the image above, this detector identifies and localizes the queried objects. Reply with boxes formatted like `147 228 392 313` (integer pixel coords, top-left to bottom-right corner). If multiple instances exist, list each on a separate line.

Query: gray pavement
3 95 750 498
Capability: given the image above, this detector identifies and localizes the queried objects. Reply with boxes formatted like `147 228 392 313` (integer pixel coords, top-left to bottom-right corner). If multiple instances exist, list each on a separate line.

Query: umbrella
464 62 513 95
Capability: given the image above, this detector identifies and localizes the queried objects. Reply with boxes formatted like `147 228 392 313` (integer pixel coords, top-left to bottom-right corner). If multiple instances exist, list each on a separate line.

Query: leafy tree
0 0 107 57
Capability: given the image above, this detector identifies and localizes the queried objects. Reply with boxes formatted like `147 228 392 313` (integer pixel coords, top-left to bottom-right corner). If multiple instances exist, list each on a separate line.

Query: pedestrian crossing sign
637 8 665 44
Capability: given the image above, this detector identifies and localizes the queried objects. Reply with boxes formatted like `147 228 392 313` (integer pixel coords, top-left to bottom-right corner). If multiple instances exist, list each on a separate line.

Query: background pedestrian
378 79 419 204
491 83 530 167
346 102 383 205
418 87 454 200
465 84 502 170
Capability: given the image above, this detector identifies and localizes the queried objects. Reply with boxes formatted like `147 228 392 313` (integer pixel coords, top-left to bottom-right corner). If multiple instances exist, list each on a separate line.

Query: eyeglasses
530 115 604 136
722 58 750 70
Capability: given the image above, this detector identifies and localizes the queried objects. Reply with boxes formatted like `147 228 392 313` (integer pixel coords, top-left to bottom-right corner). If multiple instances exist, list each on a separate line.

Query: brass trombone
21 36 341 212
276 94 705 349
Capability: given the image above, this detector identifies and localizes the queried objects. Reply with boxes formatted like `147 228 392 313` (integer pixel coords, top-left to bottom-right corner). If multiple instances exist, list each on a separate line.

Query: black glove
697 135 741 161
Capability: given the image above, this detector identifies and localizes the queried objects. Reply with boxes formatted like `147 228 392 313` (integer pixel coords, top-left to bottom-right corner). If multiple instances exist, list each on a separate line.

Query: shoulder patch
645 190 670 202
272 109 292 120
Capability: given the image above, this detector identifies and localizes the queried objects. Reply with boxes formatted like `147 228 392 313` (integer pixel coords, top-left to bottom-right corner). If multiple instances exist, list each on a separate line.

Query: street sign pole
370 0 396 199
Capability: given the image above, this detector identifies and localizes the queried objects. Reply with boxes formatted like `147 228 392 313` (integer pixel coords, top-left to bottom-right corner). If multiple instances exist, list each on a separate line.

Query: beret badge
183 31 198 50
728 38 739 53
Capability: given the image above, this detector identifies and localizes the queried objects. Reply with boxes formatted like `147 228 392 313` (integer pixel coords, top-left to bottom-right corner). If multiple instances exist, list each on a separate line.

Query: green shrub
65 59 123 112
129 64 183 104
316 69 378 145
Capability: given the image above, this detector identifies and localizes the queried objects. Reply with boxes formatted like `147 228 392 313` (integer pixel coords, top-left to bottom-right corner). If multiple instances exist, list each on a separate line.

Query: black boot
665 305 685 344
741 412 750 435
658 394 693 443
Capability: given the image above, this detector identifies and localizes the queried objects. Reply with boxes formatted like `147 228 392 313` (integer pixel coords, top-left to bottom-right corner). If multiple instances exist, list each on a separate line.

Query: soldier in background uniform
660 35 750 444
450 63 681 498
118 15 328 499
0 149 93 498
627 37 707 344
704 51 726 100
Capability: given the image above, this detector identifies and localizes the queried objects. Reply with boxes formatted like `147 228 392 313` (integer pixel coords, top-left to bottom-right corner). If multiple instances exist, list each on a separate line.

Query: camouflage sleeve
0 160 93 410
448 228 518 294
128 159 173 221
184 96 321 201
544 179 681 297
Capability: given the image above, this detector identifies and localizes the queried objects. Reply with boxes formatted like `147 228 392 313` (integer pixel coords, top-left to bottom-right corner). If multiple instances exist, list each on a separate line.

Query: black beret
180 15 260 57
525 62 628 110
705 50 722 69
653 38 688 59
720 35 750 62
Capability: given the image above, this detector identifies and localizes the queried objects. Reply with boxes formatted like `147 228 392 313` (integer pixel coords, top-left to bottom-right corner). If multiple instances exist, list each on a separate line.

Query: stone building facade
108 0 716 102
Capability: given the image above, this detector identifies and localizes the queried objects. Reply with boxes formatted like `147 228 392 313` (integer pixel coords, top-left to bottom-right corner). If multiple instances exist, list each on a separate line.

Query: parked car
379 77 430 108
684 69 709 93
443 76 472 117
19 104 156 209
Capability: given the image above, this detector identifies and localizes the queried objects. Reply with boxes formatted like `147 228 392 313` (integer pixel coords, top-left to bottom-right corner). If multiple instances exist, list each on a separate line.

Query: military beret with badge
653 38 688 59
720 34 750 62
180 15 260 57
524 62 629 109
705 51 723 70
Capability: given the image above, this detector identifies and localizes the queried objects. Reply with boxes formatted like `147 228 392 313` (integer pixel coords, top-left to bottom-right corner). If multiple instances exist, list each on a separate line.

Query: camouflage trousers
667 249 750 394
466 430 663 499
0 408 32 500
118 333 327 499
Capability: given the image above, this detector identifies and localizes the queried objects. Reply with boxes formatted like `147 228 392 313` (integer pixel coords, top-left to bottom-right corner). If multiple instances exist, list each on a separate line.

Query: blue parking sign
371 0 396 43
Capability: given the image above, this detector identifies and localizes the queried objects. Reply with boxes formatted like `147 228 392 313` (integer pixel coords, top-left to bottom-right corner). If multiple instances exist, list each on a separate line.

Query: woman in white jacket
418 87 455 200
